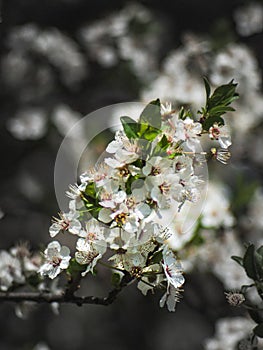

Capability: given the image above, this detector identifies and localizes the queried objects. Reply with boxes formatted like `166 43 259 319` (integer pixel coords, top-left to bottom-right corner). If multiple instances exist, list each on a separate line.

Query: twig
0 272 134 307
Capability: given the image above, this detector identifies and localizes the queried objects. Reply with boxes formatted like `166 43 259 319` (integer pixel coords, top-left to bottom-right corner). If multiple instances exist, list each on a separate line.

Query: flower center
151 166 161 176
131 266 142 278
61 220 70 230
52 256 62 267
159 182 170 194
87 232 97 241
118 166 130 178
115 213 128 226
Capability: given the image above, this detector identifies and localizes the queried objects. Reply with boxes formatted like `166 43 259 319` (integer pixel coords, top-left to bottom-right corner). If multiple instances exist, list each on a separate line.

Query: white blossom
209 123 232 149
234 2 263 37
159 285 182 312
162 245 185 289
201 182 235 228
7 108 47 140
75 237 106 276
38 241 71 279
174 117 202 151
49 211 81 237
0 251 25 291
204 317 260 350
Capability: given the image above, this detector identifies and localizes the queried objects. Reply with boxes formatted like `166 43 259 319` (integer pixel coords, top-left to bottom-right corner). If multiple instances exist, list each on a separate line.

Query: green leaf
200 80 239 128
26 273 42 287
149 250 163 264
254 323 263 338
139 99 162 129
203 77 211 102
152 135 170 156
138 123 160 141
158 134 169 149
249 309 263 324
243 244 258 280
209 105 236 116
120 116 139 139
255 246 263 280
202 115 225 131
231 255 243 267
85 182 97 199
67 258 87 275
256 246 263 257
207 80 239 111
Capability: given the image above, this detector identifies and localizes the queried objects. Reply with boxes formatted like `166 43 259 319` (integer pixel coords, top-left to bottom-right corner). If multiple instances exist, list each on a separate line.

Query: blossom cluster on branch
0 79 238 315
34 78 237 311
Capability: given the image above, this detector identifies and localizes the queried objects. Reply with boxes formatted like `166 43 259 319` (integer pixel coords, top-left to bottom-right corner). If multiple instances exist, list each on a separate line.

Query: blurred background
0 0 263 349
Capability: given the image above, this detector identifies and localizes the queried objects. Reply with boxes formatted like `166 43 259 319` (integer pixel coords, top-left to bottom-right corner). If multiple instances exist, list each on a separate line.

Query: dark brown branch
0 272 134 307
64 270 83 299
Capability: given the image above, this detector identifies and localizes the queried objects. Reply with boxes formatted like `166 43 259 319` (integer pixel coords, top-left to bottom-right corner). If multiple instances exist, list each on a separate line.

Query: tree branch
0 272 134 307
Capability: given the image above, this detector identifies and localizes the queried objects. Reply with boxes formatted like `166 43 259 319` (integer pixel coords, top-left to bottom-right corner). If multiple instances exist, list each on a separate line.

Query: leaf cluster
120 99 162 141
200 77 239 131
232 244 263 338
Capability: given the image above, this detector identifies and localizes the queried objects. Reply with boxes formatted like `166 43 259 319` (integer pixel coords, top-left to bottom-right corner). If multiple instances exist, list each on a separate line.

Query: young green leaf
120 116 139 139
243 244 258 280
149 250 163 264
249 309 263 324
231 255 243 267
202 115 225 131
138 123 161 141
67 258 87 275
203 77 211 102
139 99 162 129
255 246 263 280
207 80 239 111
200 79 239 129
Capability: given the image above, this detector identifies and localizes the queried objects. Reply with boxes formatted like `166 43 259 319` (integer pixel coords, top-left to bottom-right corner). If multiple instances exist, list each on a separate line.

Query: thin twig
0 272 134 307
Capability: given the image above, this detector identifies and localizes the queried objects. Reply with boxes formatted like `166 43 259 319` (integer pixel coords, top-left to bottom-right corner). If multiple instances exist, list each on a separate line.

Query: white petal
49 223 61 238
76 238 90 252
60 246 70 257
98 208 113 223
106 140 122 153
104 157 122 168
48 266 61 279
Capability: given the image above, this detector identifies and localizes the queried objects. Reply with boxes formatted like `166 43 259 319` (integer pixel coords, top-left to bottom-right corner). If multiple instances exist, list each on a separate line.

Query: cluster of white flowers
204 316 263 350
0 243 41 292
177 182 248 289
194 229 250 289
234 2 263 37
78 2 162 81
170 181 233 244
7 108 47 141
140 34 263 138
39 84 236 311
2 23 87 91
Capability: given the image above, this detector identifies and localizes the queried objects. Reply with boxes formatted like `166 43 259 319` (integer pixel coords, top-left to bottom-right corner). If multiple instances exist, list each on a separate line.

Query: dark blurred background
0 0 263 349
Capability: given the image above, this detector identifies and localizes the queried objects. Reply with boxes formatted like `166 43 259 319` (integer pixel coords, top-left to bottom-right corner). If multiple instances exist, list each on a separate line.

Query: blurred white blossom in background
141 37 207 108
1 23 87 98
204 316 263 350
0 251 25 291
6 108 47 140
51 104 82 137
0 209 4 220
234 2 263 37
33 342 51 350
201 182 235 228
79 2 162 81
